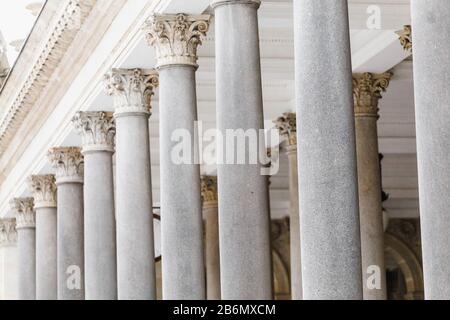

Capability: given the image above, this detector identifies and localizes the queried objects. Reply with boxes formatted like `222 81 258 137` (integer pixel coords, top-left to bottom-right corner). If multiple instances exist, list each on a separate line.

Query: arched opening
385 233 424 300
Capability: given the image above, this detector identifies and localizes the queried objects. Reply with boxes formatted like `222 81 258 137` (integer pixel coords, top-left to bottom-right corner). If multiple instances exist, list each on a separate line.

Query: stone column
201 176 220 300
353 73 391 300
0 218 18 300
11 198 36 300
211 0 273 300
104 68 158 300
48 147 84 300
411 0 450 299
294 0 362 299
72 111 117 300
145 13 209 300
28 175 57 300
275 112 302 300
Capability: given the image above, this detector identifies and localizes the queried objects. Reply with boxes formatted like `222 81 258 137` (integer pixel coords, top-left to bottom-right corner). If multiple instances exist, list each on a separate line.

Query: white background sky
0 0 41 65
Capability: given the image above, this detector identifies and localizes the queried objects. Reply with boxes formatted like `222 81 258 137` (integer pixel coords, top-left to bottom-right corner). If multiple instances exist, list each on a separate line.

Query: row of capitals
274 71 393 139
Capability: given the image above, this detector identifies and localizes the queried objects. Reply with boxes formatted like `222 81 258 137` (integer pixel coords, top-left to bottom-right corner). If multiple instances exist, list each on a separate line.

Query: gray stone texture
83 151 117 299
17 227 36 300
355 117 387 299
159 66 205 300
35 207 57 300
286 145 302 300
293 0 363 299
411 0 450 300
57 182 84 300
212 0 273 299
115 114 156 300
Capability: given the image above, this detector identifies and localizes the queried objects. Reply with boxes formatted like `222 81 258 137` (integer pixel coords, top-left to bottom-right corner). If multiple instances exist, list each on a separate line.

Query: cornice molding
0 0 96 155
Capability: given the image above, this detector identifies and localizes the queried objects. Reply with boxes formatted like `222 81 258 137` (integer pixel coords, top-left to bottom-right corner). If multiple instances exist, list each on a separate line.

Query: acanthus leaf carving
0 218 17 246
47 147 84 184
274 112 297 147
72 111 115 153
352 72 392 117
28 174 57 208
201 175 218 206
104 68 159 116
10 198 35 229
144 14 210 69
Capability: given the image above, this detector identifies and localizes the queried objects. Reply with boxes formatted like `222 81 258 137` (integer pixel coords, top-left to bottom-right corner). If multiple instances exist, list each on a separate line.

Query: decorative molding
396 25 412 53
352 72 392 117
0 218 17 246
0 0 96 155
104 68 159 116
144 13 210 69
10 198 35 229
47 147 84 184
72 111 115 153
274 112 297 146
201 175 218 207
27 174 57 209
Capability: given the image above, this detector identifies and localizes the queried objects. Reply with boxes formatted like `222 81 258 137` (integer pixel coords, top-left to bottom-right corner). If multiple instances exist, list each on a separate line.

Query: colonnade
0 0 449 300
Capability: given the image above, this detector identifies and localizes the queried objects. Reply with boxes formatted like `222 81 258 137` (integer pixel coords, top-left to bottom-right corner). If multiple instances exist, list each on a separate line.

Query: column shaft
355 117 386 299
212 0 273 299
159 66 205 299
145 14 211 300
115 114 155 299
0 219 18 300
29 174 57 300
201 176 220 300
205 206 220 300
35 207 57 299
12 198 36 300
353 72 391 300
57 183 84 299
275 113 302 300
294 0 362 299
105 69 158 300
73 111 117 300
18 229 35 300
411 0 450 299
286 146 302 300
48 147 85 300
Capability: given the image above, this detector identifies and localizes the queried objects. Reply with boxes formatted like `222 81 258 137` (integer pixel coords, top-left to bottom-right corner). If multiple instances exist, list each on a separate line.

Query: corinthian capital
274 112 297 146
201 175 218 207
352 72 392 117
72 111 115 153
28 175 57 208
0 218 17 246
47 147 84 184
396 25 412 53
104 68 159 116
144 14 210 69
10 198 35 229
